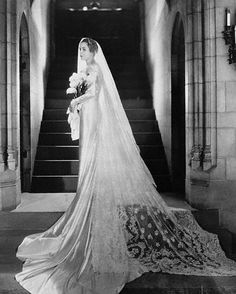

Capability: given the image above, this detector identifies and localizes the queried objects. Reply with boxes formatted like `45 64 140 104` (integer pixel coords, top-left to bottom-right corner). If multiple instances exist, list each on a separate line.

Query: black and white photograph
1 0 236 293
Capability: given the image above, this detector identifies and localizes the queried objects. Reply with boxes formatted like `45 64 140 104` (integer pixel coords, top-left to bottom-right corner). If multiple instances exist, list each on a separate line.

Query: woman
15 38 236 294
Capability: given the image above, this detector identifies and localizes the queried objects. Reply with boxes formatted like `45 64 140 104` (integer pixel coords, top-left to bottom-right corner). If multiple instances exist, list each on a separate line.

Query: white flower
69 80 78 88
69 72 79 82
69 72 87 87
66 87 77 94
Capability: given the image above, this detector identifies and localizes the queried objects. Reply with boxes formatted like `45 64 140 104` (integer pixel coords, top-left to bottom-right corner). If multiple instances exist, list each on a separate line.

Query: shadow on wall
171 13 185 194
19 0 52 189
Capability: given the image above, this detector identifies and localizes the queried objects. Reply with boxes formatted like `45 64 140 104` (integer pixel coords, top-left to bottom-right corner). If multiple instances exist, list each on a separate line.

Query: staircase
30 3 172 193
31 54 171 193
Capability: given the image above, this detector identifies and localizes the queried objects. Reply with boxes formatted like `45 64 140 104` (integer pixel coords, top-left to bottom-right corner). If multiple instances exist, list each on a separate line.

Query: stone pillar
187 0 217 171
0 1 7 172
0 0 18 211
189 0 205 170
202 0 217 170
6 0 17 170
186 0 194 168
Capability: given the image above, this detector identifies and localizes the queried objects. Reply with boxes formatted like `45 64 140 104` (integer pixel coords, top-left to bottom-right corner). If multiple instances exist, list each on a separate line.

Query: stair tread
32 174 170 177
42 119 156 122
39 131 159 134
43 108 154 111
34 158 166 161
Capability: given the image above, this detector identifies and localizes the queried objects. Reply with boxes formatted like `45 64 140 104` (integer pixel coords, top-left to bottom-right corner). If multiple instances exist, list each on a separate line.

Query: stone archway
171 13 185 195
19 13 31 192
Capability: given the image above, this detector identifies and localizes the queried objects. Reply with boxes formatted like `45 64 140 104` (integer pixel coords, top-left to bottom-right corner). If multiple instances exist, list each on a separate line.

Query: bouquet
66 72 87 140
66 72 87 97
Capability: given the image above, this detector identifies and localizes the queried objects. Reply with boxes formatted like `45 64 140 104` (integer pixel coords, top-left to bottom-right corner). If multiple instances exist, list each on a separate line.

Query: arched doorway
171 13 185 195
19 14 31 192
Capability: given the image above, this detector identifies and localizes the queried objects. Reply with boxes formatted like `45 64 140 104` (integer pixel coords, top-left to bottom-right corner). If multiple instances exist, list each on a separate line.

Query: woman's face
80 42 94 62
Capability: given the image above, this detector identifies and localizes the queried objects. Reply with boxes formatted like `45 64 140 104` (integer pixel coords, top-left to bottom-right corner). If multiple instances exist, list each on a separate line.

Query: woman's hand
70 99 77 109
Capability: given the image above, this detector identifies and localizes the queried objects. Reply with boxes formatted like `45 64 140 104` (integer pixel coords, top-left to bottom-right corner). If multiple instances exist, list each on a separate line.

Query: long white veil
76 38 236 281
76 38 162 279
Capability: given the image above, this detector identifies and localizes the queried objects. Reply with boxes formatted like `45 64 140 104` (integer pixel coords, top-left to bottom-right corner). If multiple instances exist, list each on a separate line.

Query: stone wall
23 0 52 178
214 0 236 232
145 0 236 233
144 0 186 180
0 0 51 210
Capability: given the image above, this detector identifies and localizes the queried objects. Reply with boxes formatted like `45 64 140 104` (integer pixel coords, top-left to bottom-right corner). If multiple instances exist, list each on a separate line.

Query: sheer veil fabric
15 39 236 294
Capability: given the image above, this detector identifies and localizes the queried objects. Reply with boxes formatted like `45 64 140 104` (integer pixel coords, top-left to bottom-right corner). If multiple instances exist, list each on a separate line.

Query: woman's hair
81 38 98 54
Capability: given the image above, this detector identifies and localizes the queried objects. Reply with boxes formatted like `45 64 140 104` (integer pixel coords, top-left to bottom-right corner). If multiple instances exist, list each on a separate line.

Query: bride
15 38 236 294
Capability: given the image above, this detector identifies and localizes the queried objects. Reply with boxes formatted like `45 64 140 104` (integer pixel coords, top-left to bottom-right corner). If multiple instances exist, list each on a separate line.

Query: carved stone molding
187 0 217 172
202 145 212 171
190 145 203 170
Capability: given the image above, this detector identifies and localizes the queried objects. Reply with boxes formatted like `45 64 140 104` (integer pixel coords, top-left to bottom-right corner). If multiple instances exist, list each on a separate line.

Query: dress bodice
78 63 102 104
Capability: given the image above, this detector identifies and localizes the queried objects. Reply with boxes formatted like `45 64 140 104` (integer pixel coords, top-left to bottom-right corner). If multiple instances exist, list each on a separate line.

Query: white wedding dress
15 39 236 294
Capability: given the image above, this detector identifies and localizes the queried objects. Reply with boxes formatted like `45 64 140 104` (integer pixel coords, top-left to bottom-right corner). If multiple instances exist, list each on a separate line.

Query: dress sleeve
73 67 99 105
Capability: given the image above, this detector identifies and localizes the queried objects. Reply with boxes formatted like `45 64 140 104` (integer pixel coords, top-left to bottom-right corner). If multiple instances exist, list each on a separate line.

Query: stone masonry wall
0 0 51 210
145 0 236 233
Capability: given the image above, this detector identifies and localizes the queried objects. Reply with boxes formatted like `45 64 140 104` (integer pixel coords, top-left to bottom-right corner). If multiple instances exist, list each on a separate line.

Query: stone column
6 0 17 170
202 0 217 170
0 1 7 172
0 0 18 211
186 0 194 167
188 0 205 169
187 0 217 171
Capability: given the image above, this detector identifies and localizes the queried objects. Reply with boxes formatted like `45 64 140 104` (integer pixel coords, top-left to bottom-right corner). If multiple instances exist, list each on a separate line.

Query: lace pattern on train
118 205 236 275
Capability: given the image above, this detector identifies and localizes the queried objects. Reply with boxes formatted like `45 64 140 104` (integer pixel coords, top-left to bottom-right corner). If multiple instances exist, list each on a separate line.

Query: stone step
1 227 232 261
50 70 147 80
38 132 161 146
0 228 232 259
33 158 166 175
48 76 149 90
0 209 223 235
52 59 144 70
35 145 164 160
31 174 171 192
45 98 153 109
42 108 156 121
51 61 145 72
40 120 158 133
55 54 141 64
46 88 151 100
0 210 233 258
0 212 62 232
